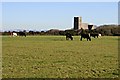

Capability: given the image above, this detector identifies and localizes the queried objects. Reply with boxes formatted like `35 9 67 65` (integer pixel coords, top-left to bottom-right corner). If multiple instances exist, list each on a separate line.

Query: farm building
73 16 95 30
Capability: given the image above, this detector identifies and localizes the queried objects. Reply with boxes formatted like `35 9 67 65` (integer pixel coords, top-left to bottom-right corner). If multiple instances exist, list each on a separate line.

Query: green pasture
2 36 119 78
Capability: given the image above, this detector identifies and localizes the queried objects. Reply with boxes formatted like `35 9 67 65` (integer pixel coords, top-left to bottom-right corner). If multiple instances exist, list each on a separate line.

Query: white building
82 23 94 30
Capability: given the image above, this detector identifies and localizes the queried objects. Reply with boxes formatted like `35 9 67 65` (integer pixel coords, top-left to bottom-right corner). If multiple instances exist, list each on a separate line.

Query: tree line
1 25 120 36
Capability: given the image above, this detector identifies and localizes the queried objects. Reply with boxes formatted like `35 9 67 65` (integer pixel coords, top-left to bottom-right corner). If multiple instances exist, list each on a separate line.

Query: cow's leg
80 36 82 41
66 37 69 40
89 37 91 41
87 38 88 41
71 37 73 40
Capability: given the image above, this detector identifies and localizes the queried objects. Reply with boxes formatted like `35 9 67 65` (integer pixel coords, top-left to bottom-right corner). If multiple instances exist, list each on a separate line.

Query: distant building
82 23 94 30
81 23 89 29
73 16 94 30
74 16 82 30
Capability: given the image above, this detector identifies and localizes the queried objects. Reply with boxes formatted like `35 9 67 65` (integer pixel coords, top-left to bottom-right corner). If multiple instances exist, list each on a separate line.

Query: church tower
74 16 82 30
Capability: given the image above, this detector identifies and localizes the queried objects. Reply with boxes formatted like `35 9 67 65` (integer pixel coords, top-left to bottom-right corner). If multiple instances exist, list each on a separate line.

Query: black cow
18 32 26 37
90 33 98 38
80 33 91 41
65 33 73 40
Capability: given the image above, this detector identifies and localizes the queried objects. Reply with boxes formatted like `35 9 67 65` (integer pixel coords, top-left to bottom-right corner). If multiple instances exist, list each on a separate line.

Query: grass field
2 36 119 78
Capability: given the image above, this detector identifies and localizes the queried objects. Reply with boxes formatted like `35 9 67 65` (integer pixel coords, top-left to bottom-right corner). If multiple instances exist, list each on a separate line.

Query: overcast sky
1 2 118 31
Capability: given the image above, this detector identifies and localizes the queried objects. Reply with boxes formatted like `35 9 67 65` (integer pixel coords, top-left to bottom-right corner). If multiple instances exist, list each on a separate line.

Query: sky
1 2 118 31
1 0 120 2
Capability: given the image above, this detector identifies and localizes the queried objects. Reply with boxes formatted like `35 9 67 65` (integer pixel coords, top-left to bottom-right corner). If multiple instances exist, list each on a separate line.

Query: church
73 16 95 30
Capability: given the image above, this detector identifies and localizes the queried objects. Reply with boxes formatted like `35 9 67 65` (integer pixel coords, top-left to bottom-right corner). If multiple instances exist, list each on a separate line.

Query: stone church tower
74 16 82 30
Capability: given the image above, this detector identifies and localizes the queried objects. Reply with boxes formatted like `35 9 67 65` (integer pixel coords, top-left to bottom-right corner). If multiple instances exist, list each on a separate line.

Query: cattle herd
11 31 101 41
11 32 26 37
65 32 101 41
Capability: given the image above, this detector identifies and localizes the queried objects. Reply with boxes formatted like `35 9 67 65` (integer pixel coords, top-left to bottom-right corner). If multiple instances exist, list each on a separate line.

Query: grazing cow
18 32 26 37
90 33 99 38
12 32 17 37
65 33 73 40
80 33 91 41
